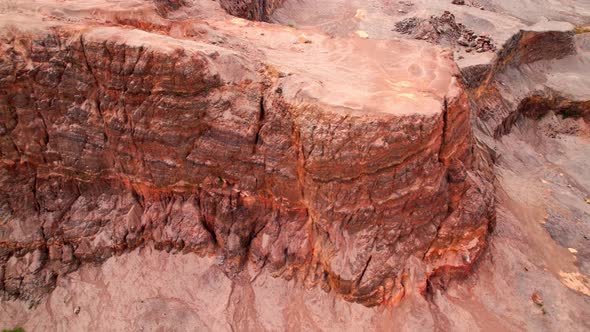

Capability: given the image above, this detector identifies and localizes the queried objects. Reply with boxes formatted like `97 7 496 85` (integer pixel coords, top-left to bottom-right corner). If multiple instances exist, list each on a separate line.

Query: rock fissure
252 96 265 153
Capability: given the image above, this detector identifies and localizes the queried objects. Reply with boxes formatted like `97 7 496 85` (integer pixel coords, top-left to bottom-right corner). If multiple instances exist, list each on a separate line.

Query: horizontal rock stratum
0 0 494 306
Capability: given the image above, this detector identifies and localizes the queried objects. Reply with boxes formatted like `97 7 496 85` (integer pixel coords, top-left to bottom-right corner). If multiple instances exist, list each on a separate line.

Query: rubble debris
394 17 420 34
394 11 497 52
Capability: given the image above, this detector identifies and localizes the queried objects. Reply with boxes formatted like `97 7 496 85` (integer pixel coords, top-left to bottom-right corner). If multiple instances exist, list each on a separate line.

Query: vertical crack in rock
438 97 449 165
31 172 41 215
79 35 99 86
252 96 265 153
198 191 219 247
292 121 307 201
355 255 373 288
426 97 451 260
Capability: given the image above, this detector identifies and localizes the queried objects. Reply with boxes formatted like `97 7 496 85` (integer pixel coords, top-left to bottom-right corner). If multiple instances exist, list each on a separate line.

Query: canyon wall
0 1 494 307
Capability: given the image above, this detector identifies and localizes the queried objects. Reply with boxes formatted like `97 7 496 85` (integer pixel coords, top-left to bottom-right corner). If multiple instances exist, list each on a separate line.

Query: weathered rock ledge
0 0 494 306
470 22 590 138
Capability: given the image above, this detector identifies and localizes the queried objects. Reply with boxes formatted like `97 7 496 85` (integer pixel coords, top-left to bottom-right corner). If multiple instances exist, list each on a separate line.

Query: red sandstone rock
0 0 494 307
532 291 544 306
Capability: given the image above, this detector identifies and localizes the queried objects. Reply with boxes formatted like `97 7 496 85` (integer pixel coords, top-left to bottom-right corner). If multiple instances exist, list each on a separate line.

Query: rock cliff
0 0 496 307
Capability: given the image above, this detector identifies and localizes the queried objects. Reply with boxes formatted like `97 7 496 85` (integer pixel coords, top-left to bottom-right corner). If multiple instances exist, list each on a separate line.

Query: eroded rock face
472 22 590 137
0 0 494 306
219 0 285 21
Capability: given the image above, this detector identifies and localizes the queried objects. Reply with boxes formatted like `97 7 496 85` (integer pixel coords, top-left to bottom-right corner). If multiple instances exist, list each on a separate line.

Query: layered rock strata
471 22 590 137
0 0 494 306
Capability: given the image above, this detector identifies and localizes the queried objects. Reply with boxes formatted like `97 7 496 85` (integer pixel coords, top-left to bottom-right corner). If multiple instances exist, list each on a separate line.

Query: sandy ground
273 0 590 68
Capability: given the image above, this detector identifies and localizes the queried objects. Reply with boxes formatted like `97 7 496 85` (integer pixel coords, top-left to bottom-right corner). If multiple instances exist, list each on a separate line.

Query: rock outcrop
219 0 285 21
0 0 494 307
471 22 590 137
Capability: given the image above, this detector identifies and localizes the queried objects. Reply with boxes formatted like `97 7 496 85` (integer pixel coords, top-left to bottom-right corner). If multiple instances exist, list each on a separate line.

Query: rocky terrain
0 0 589 331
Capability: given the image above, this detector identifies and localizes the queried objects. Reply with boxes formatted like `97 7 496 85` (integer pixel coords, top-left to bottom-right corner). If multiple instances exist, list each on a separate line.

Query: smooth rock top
0 0 460 118
206 18 460 117
84 22 459 116
271 36 457 116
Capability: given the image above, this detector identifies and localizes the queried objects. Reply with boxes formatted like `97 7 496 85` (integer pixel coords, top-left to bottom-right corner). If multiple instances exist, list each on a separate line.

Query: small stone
568 247 578 254
476 48 484 53
452 0 465 4
466 48 472 53
531 291 544 306
457 37 469 47
297 35 312 44
355 30 369 38
74 306 81 315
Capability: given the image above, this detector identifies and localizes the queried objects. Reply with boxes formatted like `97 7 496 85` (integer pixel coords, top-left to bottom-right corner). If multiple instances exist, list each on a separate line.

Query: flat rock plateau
0 0 589 331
